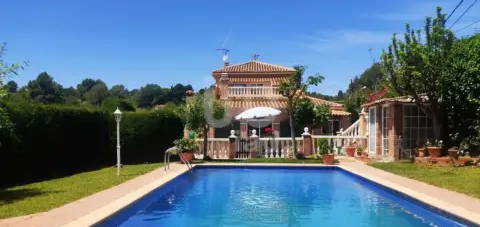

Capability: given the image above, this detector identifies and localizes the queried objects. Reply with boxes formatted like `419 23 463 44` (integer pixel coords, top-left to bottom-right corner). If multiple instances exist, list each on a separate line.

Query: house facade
209 59 351 138
360 96 435 160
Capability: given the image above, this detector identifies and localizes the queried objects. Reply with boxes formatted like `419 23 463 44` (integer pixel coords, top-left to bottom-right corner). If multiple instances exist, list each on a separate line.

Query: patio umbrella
235 107 281 120
235 107 281 137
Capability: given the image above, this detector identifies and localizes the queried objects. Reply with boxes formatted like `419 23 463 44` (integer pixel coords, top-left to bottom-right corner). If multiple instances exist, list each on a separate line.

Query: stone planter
427 147 441 157
346 146 355 157
417 148 427 157
448 148 459 160
323 154 335 165
179 152 194 163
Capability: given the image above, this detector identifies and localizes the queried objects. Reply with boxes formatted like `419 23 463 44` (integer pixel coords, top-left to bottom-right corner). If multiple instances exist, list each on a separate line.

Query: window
382 106 391 156
402 105 433 157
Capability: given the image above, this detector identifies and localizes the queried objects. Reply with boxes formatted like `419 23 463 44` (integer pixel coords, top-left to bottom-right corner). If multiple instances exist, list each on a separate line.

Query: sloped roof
213 61 296 73
221 97 349 116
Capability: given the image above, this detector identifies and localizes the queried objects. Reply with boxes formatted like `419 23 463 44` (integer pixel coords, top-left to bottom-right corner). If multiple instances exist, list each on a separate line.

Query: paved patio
1 160 479 226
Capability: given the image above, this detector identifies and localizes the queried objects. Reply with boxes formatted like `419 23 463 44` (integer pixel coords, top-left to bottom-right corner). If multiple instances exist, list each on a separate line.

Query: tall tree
279 65 324 157
167 83 193 103
381 7 455 142
5 81 18 93
110 84 129 99
134 84 169 108
444 34 480 148
27 72 64 104
84 82 109 106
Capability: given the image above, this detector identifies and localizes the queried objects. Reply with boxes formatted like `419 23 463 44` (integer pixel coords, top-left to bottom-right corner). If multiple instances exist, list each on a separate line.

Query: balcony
228 86 282 98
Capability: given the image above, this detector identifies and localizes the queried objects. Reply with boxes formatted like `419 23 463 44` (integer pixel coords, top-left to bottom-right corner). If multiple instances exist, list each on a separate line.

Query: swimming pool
96 166 474 227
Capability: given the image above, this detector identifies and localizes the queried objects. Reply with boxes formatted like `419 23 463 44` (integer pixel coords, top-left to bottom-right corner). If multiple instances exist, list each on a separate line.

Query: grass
0 163 162 219
369 160 480 199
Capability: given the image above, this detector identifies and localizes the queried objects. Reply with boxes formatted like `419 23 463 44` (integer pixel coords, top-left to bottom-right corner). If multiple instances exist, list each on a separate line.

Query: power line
455 18 480 32
446 0 464 22
449 0 478 29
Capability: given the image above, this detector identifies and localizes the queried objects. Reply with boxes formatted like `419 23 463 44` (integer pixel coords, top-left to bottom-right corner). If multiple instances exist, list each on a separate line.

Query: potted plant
448 146 459 160
346 142 356 157
174 137 197 162
417 147 427 157
356 144 363 156
318 138 335 165
427 140 443 158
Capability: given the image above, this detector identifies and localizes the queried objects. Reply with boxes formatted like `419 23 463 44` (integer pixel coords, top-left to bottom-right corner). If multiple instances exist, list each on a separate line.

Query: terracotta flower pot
179 152 194 163
323 154 335 165
448 149 459 160
346 147 355 157
417 148 426 157
428 147 441 157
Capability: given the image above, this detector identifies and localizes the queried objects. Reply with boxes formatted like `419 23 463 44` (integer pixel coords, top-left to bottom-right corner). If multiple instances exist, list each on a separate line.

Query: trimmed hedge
0 102 182 186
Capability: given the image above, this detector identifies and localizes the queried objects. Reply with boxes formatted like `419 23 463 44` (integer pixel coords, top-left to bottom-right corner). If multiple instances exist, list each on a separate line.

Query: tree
27 72 64 104
84 82 109 106
76 78 98 97
444 34 480 149
0 43 26 130
167 83 193 103
110 84 129 99
294 98 331 132
134 84 169 108
5 81 17 93
381 7 455 142
279 65 324 157
181 92 227 160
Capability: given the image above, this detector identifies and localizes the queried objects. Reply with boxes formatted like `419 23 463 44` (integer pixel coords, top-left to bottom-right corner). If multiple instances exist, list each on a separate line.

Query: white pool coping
1 161 479 226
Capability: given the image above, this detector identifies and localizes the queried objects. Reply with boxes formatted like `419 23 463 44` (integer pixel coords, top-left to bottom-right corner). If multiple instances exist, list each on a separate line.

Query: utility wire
449 0 478 29
455 18 480 32
446 0 464 22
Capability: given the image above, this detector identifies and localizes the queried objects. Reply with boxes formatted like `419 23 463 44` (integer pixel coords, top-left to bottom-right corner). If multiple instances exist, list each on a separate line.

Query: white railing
258 137 303 158
339 119 360 136
228 86 281 97
195 138 230 159
312 135 367 155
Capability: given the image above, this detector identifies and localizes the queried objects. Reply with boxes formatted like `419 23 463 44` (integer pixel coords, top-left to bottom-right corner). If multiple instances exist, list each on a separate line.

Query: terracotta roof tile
213 61 296 73
221 97 350 116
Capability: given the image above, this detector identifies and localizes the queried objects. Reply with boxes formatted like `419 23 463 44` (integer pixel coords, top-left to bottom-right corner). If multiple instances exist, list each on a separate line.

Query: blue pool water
96 166 474 227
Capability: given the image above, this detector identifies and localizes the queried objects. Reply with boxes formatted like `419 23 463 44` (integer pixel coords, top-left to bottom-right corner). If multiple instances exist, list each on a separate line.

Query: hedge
0 102 182 186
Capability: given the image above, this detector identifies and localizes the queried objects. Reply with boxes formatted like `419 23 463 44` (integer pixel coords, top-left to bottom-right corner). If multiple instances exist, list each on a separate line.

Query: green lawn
369 161 480 199
0 163 162 219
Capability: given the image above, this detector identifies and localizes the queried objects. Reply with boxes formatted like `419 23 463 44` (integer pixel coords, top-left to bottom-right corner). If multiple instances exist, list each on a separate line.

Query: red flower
264 127 273 133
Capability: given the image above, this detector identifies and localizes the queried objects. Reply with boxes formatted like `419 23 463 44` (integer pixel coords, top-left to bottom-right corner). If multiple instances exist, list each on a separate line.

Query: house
209 56 351 138
360 95 435 160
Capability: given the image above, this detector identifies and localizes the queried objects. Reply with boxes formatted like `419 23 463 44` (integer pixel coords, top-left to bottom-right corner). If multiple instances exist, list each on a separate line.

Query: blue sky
3 0 479 95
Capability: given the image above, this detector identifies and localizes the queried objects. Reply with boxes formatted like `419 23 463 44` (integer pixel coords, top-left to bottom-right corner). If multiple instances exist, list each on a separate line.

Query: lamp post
114 107 122 176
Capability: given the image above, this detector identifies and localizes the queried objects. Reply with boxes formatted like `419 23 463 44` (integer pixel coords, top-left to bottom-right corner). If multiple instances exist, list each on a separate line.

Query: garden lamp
114 107 122 176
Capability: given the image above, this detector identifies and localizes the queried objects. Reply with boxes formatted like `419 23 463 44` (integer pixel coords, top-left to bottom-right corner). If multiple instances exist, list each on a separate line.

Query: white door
368 107 376 154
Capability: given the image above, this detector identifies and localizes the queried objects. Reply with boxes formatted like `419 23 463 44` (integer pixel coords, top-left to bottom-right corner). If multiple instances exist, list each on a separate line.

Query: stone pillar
302 127 313 156
240 121 248 138
228 130 237 160
249 129 258 158
208 127 215 138
272 122 280 137
358 109 367 136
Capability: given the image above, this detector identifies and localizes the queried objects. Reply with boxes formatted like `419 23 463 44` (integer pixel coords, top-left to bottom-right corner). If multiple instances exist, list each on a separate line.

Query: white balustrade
258 137 303 158
311 135 367 155
228 86 281 98
195 138 230 159
339 119 361 136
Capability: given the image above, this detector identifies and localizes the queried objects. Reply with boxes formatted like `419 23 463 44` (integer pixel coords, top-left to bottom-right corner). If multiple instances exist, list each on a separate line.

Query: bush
0 102 182 186
315 138 333 155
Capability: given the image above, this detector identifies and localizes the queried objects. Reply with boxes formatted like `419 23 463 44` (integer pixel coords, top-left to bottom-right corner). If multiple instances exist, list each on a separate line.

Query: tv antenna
217 48 230 65
252 53 260 61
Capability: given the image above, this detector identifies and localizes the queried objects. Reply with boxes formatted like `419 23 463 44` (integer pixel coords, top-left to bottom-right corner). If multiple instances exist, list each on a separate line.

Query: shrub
0 102 182 186
315 138 333 155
